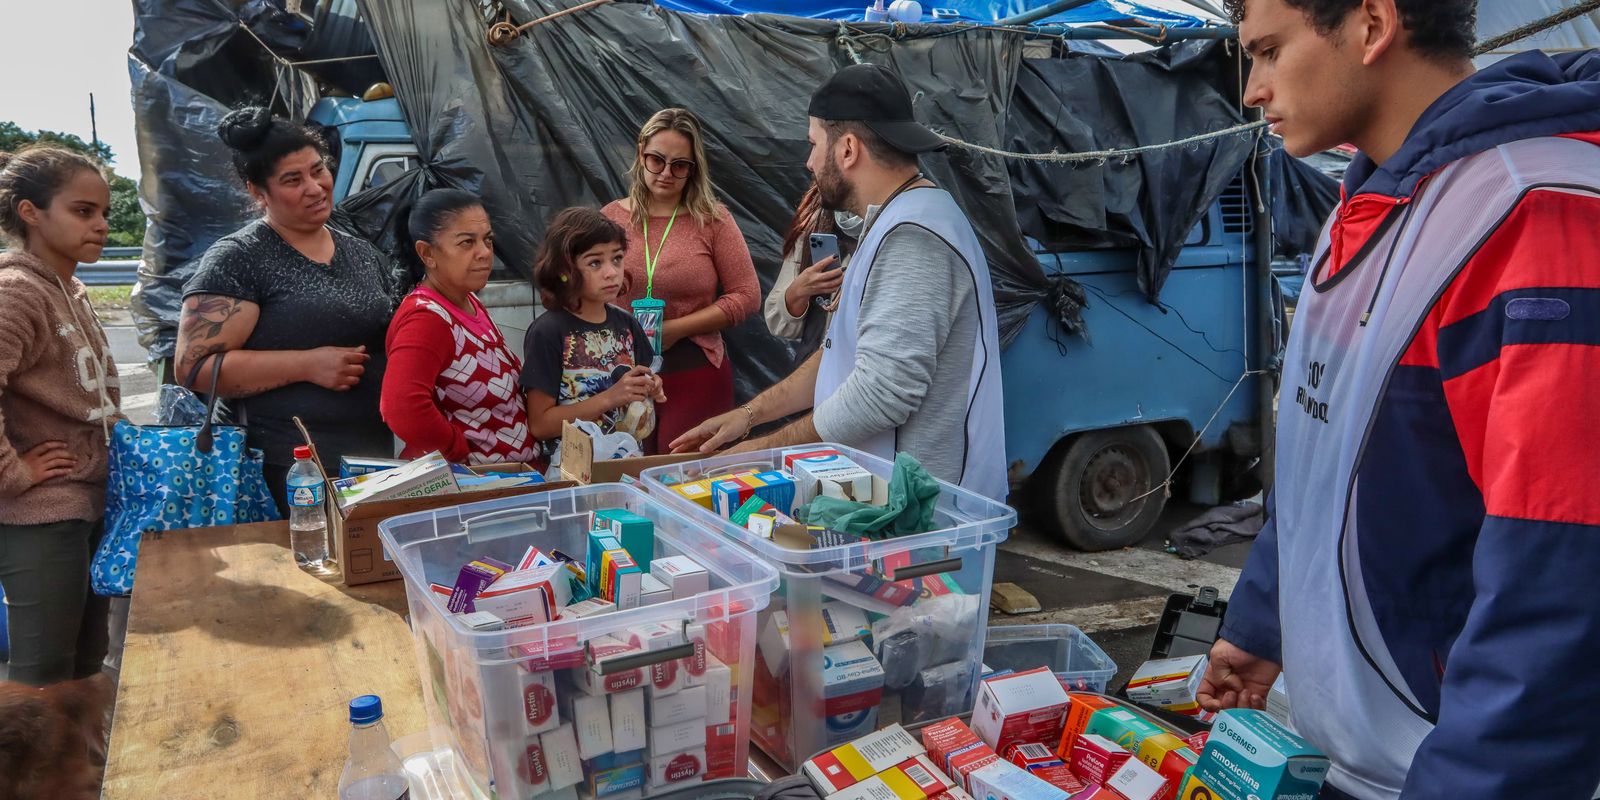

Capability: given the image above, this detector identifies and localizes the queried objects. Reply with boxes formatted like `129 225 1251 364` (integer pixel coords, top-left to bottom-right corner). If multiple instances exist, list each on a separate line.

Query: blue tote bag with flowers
92 355 280 596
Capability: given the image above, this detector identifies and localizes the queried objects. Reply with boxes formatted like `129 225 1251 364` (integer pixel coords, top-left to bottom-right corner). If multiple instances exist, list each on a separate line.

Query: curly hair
1223 0 1476 61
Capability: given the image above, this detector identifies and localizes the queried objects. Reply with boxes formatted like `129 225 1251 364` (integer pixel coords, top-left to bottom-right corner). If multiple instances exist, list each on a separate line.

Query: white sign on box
648 717 709 758
610 689 648 752
649 684 708 727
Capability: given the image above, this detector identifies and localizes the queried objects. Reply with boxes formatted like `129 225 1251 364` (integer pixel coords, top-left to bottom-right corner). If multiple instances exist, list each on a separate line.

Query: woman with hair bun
176 106 398 514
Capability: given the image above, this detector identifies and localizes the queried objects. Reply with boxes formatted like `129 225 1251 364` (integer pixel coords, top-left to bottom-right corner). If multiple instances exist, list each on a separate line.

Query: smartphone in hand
808 233 842 271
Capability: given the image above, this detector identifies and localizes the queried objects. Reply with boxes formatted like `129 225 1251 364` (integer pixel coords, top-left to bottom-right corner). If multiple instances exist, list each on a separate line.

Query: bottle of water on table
339 695 411 799
287 445 330 571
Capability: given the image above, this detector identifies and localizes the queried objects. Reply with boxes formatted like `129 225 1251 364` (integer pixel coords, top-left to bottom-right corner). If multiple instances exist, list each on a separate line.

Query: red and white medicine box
971 667 1071 755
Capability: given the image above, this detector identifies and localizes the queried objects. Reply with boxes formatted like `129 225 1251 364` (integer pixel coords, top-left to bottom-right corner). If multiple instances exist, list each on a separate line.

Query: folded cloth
1170 501 1264 559
801 451 940 538
758 775 822 800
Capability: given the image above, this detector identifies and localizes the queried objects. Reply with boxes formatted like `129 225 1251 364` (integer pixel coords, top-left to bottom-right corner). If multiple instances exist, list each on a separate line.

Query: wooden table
103 521 427 798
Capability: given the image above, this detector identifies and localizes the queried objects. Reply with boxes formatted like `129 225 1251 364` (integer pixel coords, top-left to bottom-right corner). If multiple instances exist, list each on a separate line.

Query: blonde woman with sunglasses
602 108 758 452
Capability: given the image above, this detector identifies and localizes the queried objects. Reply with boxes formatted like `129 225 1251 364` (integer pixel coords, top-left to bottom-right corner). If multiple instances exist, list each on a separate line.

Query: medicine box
595 508 655 571
1084 708 1166 755
822 639 887 746
803 723 924 794
966 759 1070 800
1191 709 1330 800
971 667 1070 755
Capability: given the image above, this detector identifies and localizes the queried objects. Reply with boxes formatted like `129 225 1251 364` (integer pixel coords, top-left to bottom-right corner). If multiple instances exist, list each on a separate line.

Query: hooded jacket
0 250 120 525
1222 51 1600 799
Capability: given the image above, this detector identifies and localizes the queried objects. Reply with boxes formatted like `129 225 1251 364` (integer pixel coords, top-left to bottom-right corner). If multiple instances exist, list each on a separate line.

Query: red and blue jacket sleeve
1218 490 1281 663
1400 186 1600 799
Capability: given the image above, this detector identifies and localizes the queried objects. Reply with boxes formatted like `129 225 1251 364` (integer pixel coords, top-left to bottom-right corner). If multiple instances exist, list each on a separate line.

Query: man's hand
1197 637 1281 712
21 441 76 486
670 408 751 454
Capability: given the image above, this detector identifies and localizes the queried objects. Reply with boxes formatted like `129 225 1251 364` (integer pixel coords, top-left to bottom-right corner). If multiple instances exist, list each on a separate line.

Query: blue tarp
653 0 1208 27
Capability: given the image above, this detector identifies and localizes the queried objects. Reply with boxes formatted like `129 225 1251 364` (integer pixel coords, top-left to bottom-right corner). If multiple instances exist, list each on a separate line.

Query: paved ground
99 307 1260 691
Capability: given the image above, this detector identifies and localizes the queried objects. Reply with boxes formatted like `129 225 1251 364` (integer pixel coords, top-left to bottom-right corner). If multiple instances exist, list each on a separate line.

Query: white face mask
834 210 865 239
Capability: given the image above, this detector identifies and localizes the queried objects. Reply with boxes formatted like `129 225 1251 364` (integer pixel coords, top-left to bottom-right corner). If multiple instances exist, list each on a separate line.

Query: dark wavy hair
534 208 627 312
217 105 330 188
398 188 486 290
1223 0 1475 61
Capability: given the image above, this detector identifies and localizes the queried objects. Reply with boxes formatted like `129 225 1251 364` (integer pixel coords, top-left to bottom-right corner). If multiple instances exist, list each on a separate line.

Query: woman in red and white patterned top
381 189 536 465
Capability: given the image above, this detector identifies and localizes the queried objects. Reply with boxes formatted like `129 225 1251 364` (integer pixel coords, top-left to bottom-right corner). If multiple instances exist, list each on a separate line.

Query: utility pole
89 93 101 159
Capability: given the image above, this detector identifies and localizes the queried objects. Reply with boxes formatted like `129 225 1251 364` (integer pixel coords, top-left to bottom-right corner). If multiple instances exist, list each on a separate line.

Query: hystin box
1191 709 1330 800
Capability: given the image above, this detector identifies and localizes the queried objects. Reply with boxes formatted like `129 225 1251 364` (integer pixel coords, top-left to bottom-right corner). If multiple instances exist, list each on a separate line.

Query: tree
0 120 145 248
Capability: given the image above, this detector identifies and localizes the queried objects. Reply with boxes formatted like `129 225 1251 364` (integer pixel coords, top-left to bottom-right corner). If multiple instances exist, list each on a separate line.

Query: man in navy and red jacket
1197 1 1600 798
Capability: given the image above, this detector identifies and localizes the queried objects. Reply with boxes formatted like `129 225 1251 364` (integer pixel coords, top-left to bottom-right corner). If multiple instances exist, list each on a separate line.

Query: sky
0 0 139 176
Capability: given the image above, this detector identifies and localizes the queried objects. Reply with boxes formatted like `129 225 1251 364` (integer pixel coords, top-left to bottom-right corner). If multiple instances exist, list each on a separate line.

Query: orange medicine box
1056 693 1118 763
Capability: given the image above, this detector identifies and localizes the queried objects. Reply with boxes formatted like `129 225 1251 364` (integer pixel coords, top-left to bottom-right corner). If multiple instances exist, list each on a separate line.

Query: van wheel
1044 426 1170 551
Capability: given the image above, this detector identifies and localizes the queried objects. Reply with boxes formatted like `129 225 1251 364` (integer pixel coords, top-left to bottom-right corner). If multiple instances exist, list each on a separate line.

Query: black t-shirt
521 305 654 458
183 219 399 467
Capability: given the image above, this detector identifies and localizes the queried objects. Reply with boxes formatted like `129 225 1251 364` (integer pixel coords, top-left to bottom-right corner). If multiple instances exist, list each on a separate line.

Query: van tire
1044 426 1170 551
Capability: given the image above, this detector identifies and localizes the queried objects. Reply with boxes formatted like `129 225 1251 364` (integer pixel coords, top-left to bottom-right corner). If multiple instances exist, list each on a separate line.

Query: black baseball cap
807 64 947 155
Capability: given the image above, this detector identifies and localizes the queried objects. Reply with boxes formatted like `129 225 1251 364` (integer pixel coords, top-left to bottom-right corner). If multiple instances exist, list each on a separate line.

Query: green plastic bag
801 452 941 538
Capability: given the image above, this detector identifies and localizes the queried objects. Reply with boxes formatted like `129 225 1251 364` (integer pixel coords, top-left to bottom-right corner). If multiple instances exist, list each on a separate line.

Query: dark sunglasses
641 152 696 179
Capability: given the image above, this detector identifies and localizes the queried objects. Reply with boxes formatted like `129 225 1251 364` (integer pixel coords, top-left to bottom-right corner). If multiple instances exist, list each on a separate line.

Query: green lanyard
640 205 680 299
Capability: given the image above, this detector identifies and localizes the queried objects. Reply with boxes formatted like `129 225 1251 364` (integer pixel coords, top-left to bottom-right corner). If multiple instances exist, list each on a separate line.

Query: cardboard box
558 420 700 485
1191 709 1330 800
759 604 872 675
578 636 647 696
541 723 584 790
822 639 887 746
804 723 925 794
473 563 571 627
649 684 708 727
558 597 615 620
1137 734 1191 773
670 478 716 510
705 722 738 779
1152 747 1198 799
1057 693 1119 762
971 667 1071 755
1029 765 1086 795
782 446 842 471
648 746 706 788
1176 770 1220 800
609 689 649 753
793 454 882 506
1069 734 1131 786
1005 742 1062 771
648 716 708 758
921 718 982 774
333 452 458 511
519 666 561 736
650 555 710 600
639 574 672 606
563 692 613 759
1084 708 1166 755
1125 655 1207 710
339 455 406 478
828 755 953 800
315 438 568 584
948 746 1001 794
584 750 646 798
1106 758 1168 800
596 508 655 571
966 760 1070 800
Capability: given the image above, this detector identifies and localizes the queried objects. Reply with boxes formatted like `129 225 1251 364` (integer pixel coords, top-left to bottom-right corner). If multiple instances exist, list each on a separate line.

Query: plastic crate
638 444 1015 771
379 484 780 799
982 624 1119 694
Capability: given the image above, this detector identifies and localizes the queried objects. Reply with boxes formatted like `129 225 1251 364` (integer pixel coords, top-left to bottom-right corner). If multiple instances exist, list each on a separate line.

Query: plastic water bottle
339 695 410 800
287 445 330 571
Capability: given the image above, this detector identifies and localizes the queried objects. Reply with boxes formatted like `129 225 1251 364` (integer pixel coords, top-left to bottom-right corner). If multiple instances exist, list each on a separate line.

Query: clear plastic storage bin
379 484 780 800
983 624 1119 693
638 444 1015 771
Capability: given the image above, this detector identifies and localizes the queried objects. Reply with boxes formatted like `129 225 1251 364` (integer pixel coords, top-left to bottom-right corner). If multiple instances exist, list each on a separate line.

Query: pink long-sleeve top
601 201 759 368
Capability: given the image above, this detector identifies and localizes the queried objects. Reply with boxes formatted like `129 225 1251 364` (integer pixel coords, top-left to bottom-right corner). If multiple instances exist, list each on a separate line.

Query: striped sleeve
1400 186 1600 799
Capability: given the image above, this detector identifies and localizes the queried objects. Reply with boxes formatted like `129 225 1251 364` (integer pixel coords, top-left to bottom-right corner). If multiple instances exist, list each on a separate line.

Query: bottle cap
294 445 312 460
349 694 383 724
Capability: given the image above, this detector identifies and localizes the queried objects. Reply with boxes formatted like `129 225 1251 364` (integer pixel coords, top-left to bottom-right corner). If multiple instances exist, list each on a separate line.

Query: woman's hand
603 366 656 409
784 256 845 318
305 345 370 391
21 441 76 486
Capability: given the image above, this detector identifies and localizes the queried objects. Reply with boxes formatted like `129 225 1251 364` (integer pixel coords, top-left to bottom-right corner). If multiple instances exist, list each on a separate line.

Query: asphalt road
101 310 1260 689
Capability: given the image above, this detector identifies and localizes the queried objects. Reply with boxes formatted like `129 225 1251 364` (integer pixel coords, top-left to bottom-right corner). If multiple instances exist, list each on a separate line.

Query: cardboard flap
560 420 595 484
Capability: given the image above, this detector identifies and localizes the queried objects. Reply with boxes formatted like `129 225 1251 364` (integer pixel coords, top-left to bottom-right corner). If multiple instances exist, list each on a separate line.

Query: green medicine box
595 508 656 572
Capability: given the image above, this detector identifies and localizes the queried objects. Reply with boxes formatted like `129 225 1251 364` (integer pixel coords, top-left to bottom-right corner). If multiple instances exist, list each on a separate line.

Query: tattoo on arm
179 343 225 387
181 296 243 339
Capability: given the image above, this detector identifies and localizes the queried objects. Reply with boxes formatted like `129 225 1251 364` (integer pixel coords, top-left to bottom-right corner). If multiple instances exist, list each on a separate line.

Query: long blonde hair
627 108 720 233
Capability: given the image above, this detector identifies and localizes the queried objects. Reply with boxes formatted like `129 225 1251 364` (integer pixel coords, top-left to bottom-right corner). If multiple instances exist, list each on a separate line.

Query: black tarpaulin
1004 40 1254 300
351 0 1034 398
1266 137 1340 257
128 0 319 361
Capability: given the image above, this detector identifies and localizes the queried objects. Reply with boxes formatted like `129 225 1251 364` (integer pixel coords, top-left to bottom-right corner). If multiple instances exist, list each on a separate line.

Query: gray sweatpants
0 518 111 686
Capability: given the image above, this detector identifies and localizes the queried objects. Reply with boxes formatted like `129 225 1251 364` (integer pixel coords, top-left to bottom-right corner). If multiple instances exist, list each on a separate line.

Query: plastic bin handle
886 557 962 581
462 506 551 545
589 641 697 674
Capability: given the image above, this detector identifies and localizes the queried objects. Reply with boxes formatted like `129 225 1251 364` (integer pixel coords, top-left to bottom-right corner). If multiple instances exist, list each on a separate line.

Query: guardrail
79 247 143 286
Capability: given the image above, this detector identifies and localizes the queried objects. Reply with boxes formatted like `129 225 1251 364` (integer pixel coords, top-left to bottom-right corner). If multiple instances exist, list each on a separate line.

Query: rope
1122 369 1269 507
1473 0 1600 56
236 21 382 68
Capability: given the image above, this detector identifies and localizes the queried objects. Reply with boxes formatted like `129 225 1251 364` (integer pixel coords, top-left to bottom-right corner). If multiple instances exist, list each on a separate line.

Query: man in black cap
672 63 1006 502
